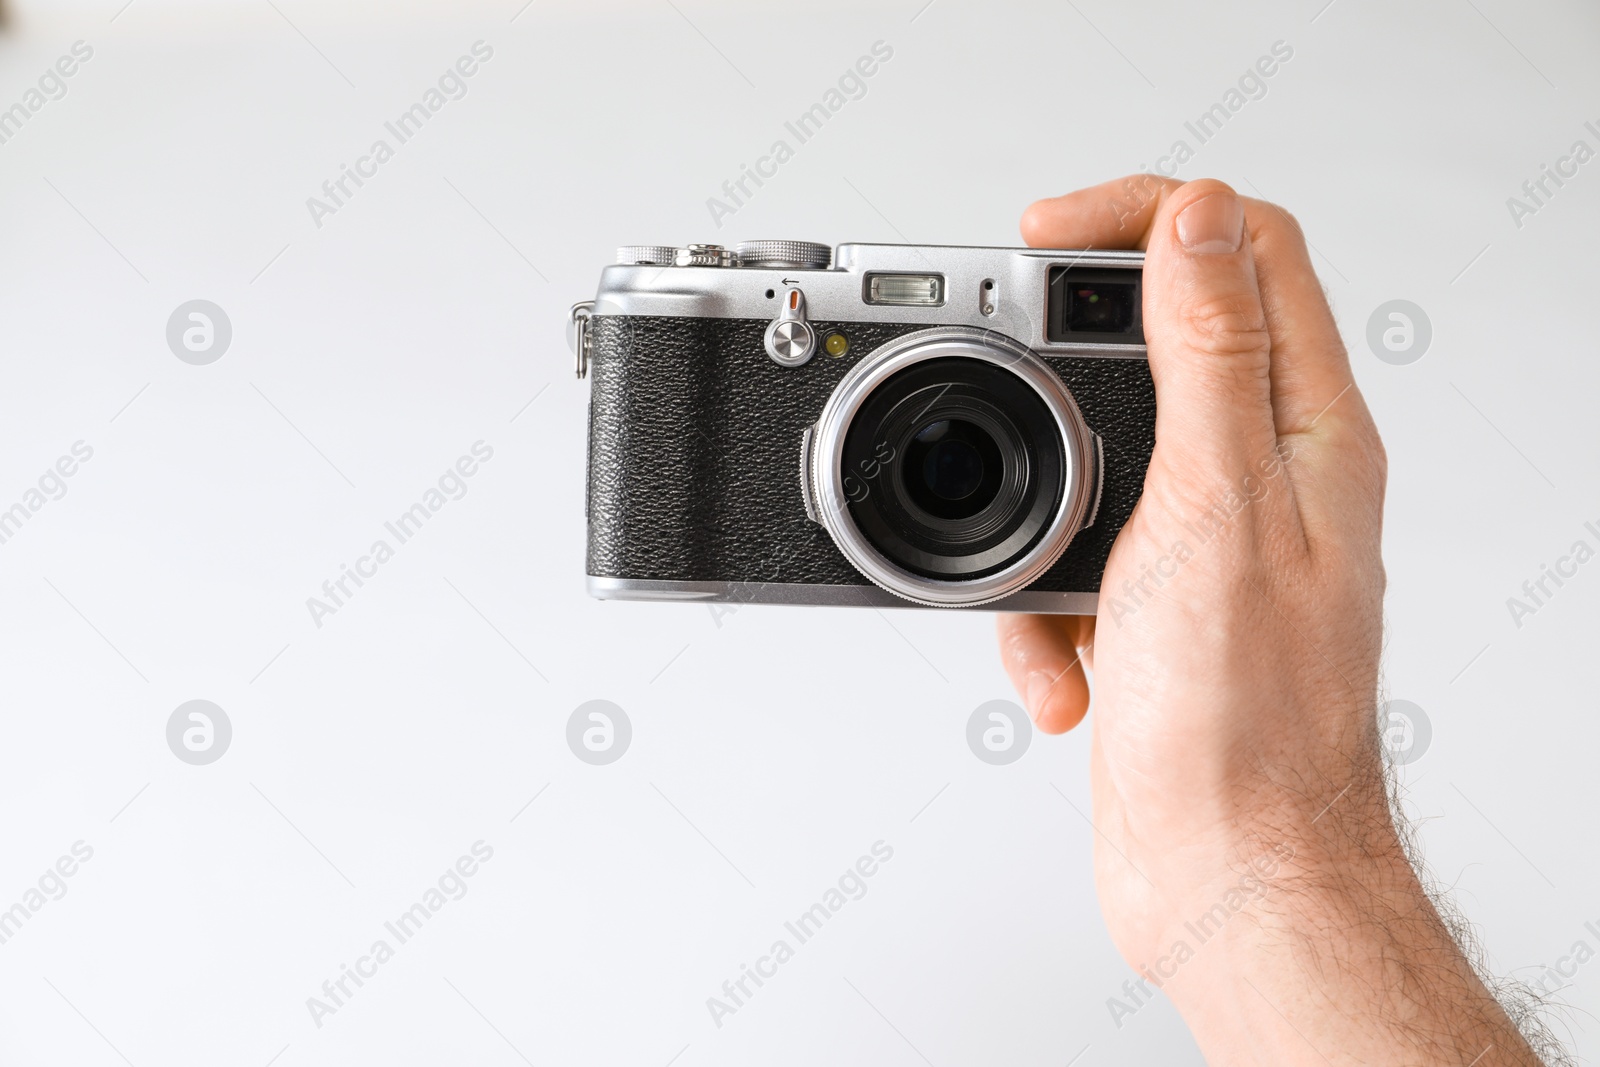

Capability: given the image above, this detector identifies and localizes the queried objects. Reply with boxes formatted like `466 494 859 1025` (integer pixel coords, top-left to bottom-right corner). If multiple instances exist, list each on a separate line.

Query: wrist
1127 773 1409 987
1132 795 1537 1066
1123 742 1400 921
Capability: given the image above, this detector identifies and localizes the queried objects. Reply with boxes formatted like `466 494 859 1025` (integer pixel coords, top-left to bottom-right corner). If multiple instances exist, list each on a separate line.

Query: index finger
1020 173 1178 250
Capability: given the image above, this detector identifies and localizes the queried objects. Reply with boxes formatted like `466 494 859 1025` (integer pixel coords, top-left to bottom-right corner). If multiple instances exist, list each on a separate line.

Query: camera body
572 241 1154 613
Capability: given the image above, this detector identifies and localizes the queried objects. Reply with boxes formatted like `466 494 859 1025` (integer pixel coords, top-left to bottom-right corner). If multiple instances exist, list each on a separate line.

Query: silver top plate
589 242 1147 358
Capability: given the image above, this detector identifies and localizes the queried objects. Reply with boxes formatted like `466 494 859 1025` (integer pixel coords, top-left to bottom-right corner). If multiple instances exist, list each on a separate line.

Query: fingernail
1176 192 1245 254
1026 671 1055 720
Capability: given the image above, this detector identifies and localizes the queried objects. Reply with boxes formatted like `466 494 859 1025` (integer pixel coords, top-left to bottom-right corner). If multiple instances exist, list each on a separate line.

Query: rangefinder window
1046 267 1144 344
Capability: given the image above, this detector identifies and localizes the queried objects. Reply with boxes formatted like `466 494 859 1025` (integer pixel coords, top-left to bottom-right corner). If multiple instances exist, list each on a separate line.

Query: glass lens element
904 419 1002 520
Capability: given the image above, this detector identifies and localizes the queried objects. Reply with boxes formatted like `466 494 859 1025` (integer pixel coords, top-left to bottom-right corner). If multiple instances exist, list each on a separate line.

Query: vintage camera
570 241 1154 612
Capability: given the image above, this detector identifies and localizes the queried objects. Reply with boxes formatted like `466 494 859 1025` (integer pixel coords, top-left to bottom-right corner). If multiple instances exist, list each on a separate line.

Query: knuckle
1120 172 1172 206
1266 204 1304 239
1108 174 1177 230
1359 435 1389 511
1338 411 1388 492
996 616 1046 666
1243 198 1309 253
1366 431 1389 487
1180 292 1272 358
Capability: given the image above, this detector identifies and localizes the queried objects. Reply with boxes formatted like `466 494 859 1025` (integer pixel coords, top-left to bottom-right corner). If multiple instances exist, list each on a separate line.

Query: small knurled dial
764 288 817 367
736 240 832 270
615 245 678 266
675 243 739 267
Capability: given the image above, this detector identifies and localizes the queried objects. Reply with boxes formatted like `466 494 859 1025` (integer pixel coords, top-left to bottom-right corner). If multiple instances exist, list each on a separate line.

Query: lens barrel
809 328 1099 607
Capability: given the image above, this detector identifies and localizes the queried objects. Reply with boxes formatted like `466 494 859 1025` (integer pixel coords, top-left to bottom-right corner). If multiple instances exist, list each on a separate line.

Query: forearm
1161 795 1541 1066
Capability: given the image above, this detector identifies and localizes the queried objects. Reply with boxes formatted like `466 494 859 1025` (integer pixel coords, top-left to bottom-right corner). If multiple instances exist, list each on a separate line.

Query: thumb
1141 180 1278 479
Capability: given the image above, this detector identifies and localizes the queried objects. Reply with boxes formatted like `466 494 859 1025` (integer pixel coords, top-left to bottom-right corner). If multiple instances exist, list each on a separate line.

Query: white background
0 0 1596 1064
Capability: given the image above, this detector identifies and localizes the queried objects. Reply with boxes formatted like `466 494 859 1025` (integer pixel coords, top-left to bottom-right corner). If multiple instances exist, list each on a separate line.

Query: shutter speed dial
736 240 832 269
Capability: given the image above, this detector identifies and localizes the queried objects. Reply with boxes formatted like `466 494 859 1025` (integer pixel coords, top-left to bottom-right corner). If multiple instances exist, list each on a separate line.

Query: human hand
997 177 1541 1064
1003 174 1388 930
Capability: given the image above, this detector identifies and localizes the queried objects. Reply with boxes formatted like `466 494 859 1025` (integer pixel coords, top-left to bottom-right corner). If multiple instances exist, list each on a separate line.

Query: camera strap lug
568 300 595 379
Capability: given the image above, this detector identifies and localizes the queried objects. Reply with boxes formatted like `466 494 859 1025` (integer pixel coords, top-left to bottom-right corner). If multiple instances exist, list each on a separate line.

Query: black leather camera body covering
584 313 1155 603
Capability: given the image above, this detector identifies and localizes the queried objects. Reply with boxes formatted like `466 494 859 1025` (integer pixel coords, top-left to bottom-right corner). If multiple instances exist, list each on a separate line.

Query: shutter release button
764 288 817 367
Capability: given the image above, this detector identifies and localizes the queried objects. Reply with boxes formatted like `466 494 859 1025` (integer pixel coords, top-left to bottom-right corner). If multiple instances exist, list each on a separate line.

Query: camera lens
810 327 1099 607
906 419 1002 518
839 357 1060 581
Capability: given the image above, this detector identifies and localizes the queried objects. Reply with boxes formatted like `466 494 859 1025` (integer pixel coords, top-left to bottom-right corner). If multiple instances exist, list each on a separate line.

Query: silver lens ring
809 327 1098 607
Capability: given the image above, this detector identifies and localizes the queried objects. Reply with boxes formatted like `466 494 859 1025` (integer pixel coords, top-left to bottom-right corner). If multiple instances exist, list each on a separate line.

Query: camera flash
866 273 944 307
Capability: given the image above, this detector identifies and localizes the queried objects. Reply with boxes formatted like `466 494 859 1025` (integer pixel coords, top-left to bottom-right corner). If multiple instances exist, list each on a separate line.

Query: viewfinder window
1046 266 1144 344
